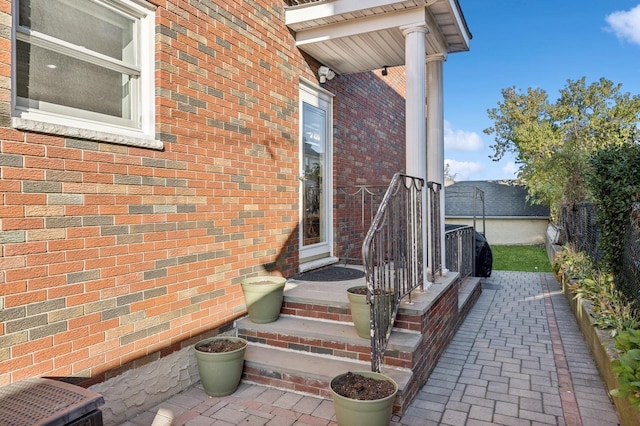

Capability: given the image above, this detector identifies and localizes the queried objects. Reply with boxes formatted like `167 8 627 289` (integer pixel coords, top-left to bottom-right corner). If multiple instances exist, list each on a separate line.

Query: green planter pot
194 336 247 397
330 371 398 426
347 286 394 339
347 286 370 339
241 276 287 324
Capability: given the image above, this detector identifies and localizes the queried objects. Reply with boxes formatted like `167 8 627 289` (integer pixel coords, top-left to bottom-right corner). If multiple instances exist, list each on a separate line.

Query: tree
444 162 456 183
484 77 640 216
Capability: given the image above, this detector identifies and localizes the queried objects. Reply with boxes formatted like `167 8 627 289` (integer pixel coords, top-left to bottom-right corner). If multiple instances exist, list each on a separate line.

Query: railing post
427 182 442 282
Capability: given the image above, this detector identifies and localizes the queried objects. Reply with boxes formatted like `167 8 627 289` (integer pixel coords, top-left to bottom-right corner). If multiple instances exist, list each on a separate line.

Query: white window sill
12 117 163 151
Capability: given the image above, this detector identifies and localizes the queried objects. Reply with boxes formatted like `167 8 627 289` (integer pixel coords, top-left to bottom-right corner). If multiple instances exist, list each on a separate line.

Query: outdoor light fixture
382 66 389 76
318 66 335 83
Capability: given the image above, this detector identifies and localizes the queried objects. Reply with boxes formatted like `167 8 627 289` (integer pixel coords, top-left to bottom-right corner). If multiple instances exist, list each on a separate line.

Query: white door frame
299 80 334 267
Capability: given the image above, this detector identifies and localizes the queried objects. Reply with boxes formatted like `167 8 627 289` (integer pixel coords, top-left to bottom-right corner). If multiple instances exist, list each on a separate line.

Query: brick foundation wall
0 0 311 386
403 278 463 409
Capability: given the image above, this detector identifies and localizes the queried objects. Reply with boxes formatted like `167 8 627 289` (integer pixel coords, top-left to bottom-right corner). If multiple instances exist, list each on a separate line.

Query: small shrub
553 245 593 281
556 245 638 337
611 329 640 409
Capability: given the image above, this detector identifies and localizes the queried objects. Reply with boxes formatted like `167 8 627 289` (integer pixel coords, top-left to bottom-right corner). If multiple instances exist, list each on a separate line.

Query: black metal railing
444 225 475 279
362 173 425 372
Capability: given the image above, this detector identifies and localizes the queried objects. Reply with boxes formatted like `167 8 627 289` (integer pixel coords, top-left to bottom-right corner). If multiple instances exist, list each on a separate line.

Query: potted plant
330 370 398 426
241 276 287 323
347 286 371 339
194 336 247 396
347 286 393 339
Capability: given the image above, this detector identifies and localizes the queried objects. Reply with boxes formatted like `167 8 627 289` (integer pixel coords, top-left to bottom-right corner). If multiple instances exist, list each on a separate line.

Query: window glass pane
19 0 135 64
302 102 326 246
17 41 132 119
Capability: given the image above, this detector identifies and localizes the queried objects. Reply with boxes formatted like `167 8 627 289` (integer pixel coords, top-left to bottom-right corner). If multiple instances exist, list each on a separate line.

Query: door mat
295 266 365 282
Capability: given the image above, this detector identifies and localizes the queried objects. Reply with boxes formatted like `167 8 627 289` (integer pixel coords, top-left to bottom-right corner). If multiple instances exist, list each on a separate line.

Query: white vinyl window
12 0 160 149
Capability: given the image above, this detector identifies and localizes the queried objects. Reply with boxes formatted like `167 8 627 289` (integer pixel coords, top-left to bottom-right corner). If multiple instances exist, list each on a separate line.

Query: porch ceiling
285 0 472 75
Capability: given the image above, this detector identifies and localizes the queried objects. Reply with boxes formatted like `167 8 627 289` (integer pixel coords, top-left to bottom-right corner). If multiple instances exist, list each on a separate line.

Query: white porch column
401 24 428 282
426 54 448 275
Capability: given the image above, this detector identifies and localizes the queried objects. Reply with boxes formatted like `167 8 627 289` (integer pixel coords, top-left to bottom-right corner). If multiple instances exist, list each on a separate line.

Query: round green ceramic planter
241 276 287 324
347 286 370 339
194 336 247 397
330 371 398 426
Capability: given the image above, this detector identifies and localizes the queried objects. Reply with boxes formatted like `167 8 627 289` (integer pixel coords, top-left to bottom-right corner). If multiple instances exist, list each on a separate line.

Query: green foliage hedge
587 145 640 274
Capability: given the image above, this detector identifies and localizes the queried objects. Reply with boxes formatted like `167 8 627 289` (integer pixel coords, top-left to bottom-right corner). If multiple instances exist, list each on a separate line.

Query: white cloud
502 161 519 178
443 121 483 151
605 5 640 45
445 159 484 181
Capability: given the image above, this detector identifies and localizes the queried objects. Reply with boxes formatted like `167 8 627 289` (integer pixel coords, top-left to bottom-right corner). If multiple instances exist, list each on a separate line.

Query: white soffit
286 0 471 75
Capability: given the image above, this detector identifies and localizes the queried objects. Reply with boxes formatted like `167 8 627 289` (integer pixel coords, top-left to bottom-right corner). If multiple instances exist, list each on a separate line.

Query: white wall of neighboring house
446 217 550 245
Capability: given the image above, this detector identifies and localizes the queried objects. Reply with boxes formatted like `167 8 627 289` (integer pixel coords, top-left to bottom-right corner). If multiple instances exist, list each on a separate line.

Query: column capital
400 24 429 37
426 53 446 63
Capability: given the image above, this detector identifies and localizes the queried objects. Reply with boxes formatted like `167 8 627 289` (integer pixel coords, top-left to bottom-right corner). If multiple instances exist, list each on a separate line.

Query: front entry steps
234 266 481 414
237 314 416 412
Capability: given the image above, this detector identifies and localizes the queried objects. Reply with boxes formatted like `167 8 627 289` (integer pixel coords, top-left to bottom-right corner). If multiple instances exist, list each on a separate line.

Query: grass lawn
491 245 553 272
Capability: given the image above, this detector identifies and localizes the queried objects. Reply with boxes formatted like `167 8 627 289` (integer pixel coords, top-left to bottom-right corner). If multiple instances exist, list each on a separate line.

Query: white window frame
11 0 161 150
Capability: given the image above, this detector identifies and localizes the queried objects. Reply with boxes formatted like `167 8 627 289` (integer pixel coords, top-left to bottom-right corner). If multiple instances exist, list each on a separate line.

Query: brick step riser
242 364 407 414
281 301 424 333
238 329 415 369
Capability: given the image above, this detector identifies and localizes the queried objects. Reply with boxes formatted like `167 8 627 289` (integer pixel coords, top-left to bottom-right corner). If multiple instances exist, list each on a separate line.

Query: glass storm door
300 85 332 262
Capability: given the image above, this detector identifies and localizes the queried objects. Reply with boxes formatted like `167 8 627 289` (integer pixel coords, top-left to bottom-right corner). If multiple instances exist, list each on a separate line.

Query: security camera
318 66 335 83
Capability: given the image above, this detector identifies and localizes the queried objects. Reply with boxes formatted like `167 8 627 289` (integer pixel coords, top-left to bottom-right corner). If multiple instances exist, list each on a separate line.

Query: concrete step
458 276 481 311
242 343 413 412
237 315 422 369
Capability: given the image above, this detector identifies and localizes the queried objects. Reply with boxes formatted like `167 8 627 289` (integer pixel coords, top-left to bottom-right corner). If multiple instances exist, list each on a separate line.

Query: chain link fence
559 202 640 306
558 202 599 261
619 203 640 306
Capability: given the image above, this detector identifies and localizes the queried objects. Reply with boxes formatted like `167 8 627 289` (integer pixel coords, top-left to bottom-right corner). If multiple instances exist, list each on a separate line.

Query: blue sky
443 0 640 181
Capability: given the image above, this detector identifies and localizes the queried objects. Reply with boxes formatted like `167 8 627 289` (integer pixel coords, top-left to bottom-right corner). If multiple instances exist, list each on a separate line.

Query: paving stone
273 392 302 409
469 405 494 421
495 400 518 417
264 415 295 426
444 400 470 413
309 399 334 420
440 409 468 425
291 396 323 415
463 384 487 397
486 380 509 393
415 389 449 404
460 395 495 409
410 397 445 412
207 406 250 424
518 408 558 424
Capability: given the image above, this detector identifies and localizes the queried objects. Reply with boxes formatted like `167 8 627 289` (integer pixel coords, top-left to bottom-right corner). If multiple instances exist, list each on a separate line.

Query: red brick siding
0 0 321 386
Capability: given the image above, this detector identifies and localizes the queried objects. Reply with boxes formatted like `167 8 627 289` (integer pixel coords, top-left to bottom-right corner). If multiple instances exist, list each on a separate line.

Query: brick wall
0 0 409 387
326 68 407 261
0 0 313 386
